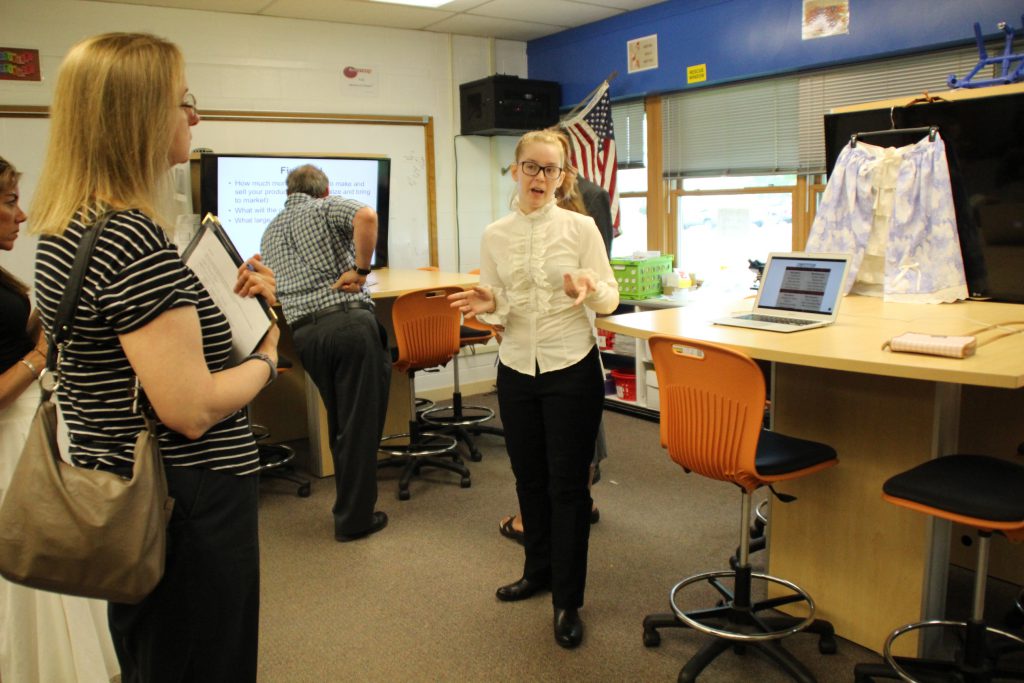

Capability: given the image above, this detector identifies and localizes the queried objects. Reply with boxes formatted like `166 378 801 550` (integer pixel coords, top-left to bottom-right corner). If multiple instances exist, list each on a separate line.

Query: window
610 100 647 258
672 175 797 292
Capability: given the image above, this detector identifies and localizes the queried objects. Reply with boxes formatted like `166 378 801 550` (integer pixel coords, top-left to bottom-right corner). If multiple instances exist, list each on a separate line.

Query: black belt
291 302 374 331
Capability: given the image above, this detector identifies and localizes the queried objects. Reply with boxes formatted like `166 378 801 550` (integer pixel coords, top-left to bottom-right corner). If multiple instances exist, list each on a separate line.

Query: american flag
561 81 620 232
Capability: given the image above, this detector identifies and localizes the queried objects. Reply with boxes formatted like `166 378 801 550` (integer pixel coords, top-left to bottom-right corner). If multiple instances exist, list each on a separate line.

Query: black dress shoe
335 511 388 542
554 607 583 648
495 576 549 602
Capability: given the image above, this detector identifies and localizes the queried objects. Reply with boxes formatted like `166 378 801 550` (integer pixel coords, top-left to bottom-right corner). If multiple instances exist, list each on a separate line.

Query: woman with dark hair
0 155 120 682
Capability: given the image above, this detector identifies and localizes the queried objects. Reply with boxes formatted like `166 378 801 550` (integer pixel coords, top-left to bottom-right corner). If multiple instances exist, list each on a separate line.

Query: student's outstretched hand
563 272 596 306
448 285 495 320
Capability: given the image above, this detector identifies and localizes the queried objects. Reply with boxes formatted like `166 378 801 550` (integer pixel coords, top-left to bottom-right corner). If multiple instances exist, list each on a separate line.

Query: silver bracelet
20 358 40 379
245 352 277 385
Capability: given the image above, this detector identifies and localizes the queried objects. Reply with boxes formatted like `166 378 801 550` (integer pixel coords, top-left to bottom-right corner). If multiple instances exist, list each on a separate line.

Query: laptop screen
756 255 848 315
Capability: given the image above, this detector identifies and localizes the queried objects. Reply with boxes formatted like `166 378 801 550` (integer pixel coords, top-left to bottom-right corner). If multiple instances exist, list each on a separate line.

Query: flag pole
561 71 618 124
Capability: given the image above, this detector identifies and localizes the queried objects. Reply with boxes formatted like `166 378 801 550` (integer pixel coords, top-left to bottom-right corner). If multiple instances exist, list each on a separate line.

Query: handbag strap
43 211 157 431
47 211 117 371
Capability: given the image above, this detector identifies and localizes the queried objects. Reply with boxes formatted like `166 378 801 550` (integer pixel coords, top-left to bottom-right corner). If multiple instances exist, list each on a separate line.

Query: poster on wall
0 47 41 81
341 65 379 97
802 0 849 40
627 34 658 74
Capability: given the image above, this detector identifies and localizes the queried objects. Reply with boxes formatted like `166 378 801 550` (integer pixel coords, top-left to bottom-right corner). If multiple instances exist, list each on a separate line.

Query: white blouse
478 199 619 376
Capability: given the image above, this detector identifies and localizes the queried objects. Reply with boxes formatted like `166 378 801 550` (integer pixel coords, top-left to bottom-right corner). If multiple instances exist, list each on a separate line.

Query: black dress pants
293 307 391 536
109 466 260 683
497 346 604 609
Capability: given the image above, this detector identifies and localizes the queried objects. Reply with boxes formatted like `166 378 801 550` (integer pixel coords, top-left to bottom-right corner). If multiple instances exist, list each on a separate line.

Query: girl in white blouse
449 130 619 648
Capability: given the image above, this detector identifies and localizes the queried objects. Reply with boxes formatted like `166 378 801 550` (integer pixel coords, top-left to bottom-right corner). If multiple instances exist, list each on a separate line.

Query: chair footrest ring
258 444 296 472
883 619 1024 681
378 432 458 458
420 405 495 427
755 498 770 525
669 570 817 642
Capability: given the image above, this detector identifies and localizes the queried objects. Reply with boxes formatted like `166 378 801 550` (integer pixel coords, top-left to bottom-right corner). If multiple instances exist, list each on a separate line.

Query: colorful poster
802 0 850 40
0 47 41 81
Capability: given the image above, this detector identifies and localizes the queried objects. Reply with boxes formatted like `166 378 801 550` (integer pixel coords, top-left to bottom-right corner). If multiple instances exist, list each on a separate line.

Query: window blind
611 98 646 169
662 77 800 177
661 44 998 177
797 45 994 172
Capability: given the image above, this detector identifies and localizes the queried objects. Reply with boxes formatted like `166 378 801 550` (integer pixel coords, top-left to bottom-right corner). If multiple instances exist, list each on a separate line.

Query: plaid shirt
260 193 372 324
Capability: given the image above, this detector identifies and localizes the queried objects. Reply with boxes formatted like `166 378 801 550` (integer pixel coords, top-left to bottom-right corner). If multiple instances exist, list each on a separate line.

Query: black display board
824 92 1024 302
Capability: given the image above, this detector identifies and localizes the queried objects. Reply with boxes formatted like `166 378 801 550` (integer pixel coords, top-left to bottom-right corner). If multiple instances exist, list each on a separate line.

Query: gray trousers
293 308 391 535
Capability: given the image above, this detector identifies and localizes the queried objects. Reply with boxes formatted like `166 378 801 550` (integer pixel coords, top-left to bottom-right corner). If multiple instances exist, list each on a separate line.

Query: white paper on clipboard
181 214 275 365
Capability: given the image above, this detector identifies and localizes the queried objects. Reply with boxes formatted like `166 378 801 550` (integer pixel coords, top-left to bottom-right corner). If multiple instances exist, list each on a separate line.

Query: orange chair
420 268 504 460
642 335 838 682
410 268 441 412
377 287 470 500
853 455 1024 682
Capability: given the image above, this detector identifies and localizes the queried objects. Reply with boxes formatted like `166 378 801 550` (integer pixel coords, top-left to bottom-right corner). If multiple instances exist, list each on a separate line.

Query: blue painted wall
528 0 1024 105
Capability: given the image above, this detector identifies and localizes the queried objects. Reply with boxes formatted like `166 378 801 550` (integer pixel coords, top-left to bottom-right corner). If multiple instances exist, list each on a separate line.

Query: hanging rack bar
850 125 938 147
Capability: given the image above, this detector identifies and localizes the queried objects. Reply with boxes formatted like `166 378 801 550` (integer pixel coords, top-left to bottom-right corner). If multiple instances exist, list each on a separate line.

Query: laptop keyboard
738 314 816 326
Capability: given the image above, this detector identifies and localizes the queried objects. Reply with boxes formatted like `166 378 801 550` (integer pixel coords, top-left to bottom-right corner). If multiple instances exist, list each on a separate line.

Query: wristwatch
355 267 371 276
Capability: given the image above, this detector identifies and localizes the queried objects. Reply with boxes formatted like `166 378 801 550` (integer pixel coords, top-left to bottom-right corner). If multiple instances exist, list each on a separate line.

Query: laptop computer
712 252 851 333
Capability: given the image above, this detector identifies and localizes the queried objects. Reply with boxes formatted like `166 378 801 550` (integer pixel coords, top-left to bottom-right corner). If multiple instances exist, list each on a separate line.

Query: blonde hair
30 33 184 235
545 127 587 216
513 129 566 168
510 129 584 211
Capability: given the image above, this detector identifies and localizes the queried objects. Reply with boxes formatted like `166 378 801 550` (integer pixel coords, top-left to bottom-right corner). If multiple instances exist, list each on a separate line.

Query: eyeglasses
180 93 199 120
518 160 563 180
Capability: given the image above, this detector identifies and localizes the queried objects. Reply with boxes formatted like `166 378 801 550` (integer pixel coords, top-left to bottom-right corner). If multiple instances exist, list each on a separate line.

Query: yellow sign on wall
686 64 707 84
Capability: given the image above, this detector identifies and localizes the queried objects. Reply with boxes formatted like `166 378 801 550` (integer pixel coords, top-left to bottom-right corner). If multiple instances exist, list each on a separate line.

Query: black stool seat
883 454 1024 522
756 430 838 476
854 454 1024 683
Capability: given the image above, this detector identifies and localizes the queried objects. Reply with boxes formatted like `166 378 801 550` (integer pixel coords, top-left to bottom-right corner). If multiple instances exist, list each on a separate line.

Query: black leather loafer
495 576 549 602
335 511 388 542
553 607 583 648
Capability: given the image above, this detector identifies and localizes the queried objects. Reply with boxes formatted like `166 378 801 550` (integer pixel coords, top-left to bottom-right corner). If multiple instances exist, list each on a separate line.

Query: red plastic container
610 369 637 401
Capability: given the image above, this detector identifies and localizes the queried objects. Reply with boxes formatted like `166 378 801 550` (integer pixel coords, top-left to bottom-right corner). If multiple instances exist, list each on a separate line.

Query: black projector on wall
459 74 562 136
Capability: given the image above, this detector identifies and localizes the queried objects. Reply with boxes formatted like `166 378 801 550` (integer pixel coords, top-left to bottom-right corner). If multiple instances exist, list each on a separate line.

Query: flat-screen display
199 153 390 268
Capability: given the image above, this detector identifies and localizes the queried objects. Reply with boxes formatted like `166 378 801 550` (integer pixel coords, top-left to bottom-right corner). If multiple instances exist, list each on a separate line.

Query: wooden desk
598 295 1024 655
305 268 479 477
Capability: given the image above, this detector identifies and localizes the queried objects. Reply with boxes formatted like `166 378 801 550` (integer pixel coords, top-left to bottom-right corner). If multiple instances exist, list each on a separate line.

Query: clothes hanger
849 103 938 148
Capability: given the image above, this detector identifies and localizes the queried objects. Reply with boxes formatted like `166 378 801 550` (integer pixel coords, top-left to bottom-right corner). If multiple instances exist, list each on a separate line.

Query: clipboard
182 213 277 364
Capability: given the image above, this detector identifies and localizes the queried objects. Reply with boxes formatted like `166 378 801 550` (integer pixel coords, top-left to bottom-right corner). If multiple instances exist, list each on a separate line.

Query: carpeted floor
254 391 1021 682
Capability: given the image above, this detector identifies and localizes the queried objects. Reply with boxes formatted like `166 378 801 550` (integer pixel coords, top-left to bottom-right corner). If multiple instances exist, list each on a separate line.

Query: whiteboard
0 112 434 287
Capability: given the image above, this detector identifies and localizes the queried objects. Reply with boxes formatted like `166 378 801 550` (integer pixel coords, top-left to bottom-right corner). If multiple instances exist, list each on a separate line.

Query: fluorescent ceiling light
368 0 452 7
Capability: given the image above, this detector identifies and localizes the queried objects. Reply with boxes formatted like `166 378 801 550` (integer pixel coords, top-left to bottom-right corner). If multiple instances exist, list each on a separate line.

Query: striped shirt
34 210 259 474
260 193 371 324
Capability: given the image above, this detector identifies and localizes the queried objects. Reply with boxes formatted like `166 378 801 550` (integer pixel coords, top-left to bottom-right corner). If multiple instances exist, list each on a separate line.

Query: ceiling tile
469 0 619 26
431 0 492 9
90 0 271 10
426 14 564 41
574 0 666 9
262 0 453 29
